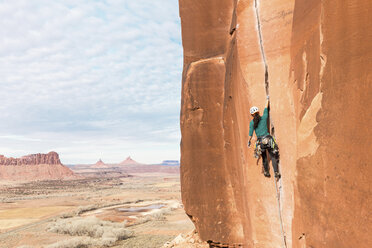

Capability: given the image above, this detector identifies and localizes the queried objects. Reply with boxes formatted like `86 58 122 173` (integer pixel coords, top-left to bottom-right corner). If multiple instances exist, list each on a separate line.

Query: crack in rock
254 1 287 248
254 0 269 96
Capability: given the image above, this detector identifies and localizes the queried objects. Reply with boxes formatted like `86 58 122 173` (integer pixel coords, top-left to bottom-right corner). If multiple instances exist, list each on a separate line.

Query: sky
0 0 183 164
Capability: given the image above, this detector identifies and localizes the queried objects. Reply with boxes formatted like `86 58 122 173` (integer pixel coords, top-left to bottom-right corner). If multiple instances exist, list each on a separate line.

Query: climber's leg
261 150 270 177
269 149 281 179
268 149 279 173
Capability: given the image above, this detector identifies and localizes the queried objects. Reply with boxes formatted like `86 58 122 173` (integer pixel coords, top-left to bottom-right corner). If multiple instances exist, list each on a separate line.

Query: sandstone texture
0 152 76 181
179 0 372 247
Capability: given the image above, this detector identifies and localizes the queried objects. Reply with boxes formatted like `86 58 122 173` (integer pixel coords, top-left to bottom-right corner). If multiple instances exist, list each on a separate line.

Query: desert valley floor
0 170 194 248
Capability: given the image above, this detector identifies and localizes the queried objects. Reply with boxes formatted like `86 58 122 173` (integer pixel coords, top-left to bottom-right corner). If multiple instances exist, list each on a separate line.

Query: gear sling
254 135 280 176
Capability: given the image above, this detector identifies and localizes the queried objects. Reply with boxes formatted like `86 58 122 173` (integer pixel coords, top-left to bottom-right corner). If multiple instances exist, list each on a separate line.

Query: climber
248 96 281 179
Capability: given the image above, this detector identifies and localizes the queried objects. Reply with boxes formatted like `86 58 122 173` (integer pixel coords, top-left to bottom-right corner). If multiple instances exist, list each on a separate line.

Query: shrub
44 237 92 248
76 205 98 215
134 207 173 225
47 217 132 246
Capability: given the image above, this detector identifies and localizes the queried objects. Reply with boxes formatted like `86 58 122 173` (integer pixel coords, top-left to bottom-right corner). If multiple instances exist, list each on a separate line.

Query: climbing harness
253 135 279 177
270 136 280 158
253 141 262 159
254 135 279 158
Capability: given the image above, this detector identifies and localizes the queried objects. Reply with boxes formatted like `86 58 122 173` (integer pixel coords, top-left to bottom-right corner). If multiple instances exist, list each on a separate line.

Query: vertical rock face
0 152 76 181
179 0 372 247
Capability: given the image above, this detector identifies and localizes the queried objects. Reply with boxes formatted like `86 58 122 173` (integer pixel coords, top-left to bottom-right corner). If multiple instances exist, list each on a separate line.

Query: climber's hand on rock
266 97 270 109
248 140 251 147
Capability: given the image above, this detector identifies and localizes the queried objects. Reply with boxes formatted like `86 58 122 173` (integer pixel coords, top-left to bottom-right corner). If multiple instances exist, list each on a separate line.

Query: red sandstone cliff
0 152 76 181
179 0 372 247
0 151 62 166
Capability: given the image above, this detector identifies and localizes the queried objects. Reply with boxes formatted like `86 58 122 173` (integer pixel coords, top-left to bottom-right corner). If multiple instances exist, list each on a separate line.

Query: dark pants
261 148 279 173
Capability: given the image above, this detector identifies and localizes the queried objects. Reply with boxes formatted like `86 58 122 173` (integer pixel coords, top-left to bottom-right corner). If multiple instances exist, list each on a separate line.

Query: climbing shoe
275 172 281 180
264 171 271 178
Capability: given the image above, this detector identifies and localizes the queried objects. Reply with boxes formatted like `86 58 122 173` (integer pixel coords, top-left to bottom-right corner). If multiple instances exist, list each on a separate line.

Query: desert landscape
0 153 195 248
0 0 370 247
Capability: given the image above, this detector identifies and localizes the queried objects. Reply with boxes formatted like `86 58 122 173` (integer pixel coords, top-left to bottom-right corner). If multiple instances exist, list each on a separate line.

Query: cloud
0 0 182 164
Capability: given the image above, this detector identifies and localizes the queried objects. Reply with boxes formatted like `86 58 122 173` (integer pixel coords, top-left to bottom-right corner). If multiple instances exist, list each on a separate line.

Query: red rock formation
0 151 61 165
95 159 105 166
0 152 76 181
90 159 109 168
179 0 372 247
85 157 179 173
119 156 141 166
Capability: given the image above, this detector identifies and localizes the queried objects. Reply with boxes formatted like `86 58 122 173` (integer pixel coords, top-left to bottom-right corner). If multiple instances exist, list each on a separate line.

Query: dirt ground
0 172 194 248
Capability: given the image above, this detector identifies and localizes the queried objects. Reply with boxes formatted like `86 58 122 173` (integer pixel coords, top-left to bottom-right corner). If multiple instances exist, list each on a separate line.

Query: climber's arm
262 96 270 119
248 136 253 147
262 106 269 119
248 121 254 147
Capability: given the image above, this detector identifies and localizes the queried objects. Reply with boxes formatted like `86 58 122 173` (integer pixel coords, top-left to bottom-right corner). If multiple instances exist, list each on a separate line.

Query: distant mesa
160 160 180 166
0 151 61 166
78 156 179 174
0 151 76 181
119 156 142 166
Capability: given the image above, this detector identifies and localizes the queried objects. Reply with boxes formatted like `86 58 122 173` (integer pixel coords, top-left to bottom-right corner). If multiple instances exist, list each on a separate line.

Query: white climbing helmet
250 106 259 115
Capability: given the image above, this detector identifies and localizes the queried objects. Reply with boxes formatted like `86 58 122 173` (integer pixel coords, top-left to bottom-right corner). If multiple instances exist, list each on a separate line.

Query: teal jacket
249 108 269 138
